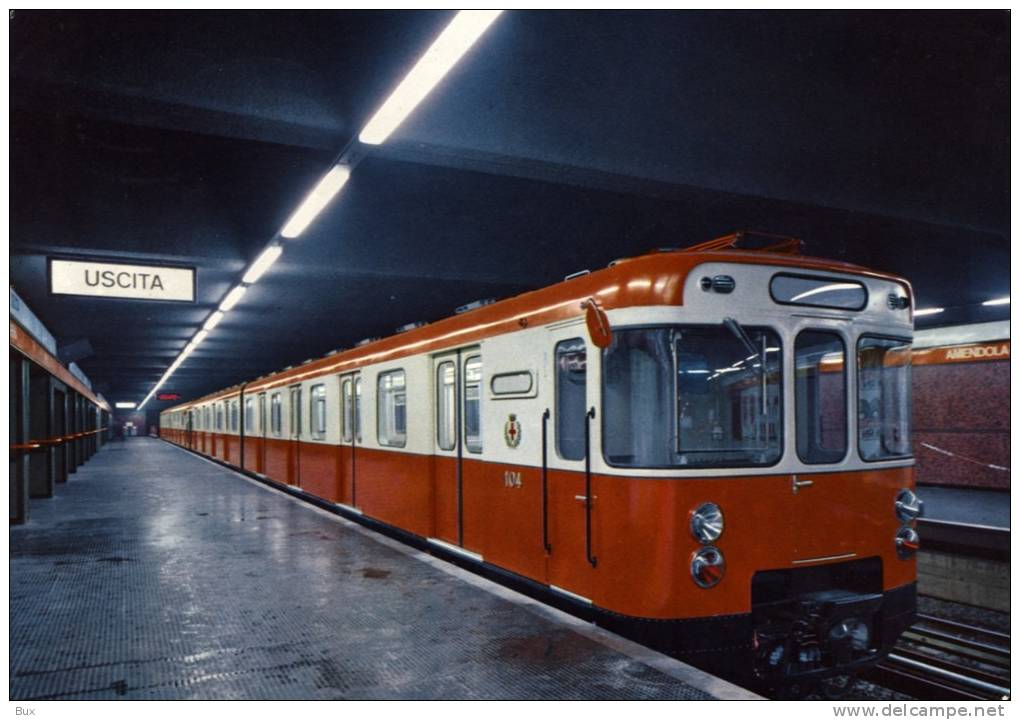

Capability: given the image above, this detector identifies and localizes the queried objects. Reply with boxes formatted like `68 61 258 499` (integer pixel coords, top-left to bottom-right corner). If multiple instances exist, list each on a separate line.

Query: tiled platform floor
10 438 755 700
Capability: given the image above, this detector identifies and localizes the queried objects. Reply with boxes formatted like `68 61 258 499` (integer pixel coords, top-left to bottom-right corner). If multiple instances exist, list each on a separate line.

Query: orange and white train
160 235 921 689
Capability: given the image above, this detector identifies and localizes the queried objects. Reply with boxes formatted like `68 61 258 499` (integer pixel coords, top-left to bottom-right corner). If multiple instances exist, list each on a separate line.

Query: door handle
792 475 814 494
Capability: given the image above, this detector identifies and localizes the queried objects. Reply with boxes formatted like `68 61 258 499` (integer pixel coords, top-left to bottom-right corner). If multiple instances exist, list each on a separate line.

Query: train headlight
690 546 725 588
895 489 923 522
895 526 920 559
690 502 724 544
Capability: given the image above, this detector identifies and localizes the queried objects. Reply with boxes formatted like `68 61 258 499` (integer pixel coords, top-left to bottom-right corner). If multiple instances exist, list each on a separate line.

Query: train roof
164 236 909 411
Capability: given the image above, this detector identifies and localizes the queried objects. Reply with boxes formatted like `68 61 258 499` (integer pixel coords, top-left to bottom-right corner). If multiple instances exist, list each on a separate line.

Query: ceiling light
242 245 283 284
115 402 136 409
358 10 504 145
203 311 224 331
193 329 209 344
914 307 945 317
982 296 1010 306
219 285 247 312
280 165 351 238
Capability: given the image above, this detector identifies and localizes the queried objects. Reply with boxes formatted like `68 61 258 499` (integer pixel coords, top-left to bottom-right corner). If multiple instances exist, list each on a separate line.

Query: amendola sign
50 258 195 302
913 341 1010 366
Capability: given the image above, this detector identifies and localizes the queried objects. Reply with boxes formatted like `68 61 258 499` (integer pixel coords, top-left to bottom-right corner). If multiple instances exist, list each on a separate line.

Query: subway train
160 234 921 691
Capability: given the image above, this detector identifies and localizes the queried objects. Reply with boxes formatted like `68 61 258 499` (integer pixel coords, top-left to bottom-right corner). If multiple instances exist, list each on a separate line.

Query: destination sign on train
50 259 195 302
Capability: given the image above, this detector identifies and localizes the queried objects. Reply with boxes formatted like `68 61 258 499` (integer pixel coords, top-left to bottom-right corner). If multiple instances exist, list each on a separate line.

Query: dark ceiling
10 10 1010 411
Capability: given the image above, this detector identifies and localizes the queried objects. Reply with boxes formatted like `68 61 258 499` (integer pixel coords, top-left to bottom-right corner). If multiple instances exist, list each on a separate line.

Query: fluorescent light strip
914 307 945 317
203 311 224 331
243 245 283 284
220 285 247 311
982 296 1010 306
358 10 504 145
115 402 136 409
281 165 351 238
140 15 501 409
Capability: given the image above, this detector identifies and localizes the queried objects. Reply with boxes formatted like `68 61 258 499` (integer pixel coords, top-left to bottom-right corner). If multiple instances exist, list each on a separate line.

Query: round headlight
690 502 724 544
895 526 920 559
690 546 726 588
895 489 923 522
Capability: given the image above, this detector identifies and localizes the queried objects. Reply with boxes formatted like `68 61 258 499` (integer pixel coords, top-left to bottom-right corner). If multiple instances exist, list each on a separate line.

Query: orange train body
159 239 919 688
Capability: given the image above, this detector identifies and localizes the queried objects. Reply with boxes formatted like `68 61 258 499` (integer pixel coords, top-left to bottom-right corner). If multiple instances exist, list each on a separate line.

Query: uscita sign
50 259 195 302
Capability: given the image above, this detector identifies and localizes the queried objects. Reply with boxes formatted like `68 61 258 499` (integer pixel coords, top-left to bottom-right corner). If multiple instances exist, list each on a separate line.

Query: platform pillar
53 383 68 483
10 351 30 524
28 365 54 498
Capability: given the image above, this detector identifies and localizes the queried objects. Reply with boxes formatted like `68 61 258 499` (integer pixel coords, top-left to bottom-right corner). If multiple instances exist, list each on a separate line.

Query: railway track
864 612 1010 700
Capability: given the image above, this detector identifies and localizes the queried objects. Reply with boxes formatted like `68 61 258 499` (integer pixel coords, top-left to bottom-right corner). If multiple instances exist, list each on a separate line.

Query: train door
545 332 595 602
338 372 361 509
289 384 302 486
430 348 482 549
186 410 194 449
257 392 267 474
789 326 862 561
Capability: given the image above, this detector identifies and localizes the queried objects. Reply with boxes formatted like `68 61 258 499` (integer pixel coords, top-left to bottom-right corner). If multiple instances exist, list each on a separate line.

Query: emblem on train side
503 414 522 449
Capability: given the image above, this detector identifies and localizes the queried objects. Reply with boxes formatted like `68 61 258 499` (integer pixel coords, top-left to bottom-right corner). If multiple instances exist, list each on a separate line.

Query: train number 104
503 471 523 489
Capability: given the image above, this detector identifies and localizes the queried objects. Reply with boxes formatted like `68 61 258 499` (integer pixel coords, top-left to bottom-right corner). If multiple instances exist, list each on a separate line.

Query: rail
864 612 1010 700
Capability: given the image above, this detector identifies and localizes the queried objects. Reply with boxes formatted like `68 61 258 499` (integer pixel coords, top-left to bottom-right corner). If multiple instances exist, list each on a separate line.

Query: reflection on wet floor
10 438 739 700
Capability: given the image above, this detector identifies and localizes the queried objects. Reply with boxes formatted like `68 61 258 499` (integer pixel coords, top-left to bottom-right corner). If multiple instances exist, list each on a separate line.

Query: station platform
917 485 1010 530
9 437 757 700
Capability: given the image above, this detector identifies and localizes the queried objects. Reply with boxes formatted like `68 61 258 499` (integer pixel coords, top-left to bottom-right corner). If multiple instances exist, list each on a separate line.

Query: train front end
593 254 918 691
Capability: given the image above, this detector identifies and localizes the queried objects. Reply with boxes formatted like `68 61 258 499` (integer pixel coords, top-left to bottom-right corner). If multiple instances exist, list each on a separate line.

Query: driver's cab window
555 338 587 461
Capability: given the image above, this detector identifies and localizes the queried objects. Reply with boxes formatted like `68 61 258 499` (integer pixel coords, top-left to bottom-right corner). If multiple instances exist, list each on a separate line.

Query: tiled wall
913 360 1009 489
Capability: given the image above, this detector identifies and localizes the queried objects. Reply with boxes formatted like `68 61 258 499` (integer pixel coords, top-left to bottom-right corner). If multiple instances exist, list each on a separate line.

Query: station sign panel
157 393 182 401
50 258 195 302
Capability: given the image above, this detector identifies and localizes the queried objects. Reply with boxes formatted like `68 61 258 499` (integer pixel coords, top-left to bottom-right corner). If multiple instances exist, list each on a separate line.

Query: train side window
464 356 482 453
490 371 534 397
216 404 224 431
310 384 327 440
795 330 848 464
290 387 302 438
270 393 282 437
377 370 407 447
231 400 239 432
354 377 362 443
341 378 353 443
436 361 456 450
555 338 587 460
244 397 254 432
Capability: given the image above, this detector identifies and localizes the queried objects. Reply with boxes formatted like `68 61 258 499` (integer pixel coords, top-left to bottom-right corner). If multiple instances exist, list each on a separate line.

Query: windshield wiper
723 317 762 372
724 317 769 436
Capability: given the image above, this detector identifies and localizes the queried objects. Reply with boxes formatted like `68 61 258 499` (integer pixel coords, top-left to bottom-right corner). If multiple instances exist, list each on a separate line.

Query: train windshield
603 325 782 468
